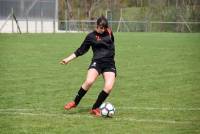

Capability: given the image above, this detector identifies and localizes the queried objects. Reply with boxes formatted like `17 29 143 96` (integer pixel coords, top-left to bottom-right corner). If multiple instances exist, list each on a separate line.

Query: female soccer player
60 16 116 116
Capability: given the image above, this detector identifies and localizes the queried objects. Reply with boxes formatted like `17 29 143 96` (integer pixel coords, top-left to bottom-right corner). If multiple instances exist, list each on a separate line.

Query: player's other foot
90 108 101 117
64 101 76 110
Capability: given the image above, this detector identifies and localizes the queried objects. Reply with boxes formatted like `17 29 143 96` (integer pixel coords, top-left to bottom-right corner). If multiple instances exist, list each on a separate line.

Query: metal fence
0 0 57 19
59 20 200 33
0 0 58 33
1 0 199 33
1 19 200 33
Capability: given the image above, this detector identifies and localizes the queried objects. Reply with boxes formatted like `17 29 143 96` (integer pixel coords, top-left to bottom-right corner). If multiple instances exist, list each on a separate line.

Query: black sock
74 87 87 105
92 90 109 109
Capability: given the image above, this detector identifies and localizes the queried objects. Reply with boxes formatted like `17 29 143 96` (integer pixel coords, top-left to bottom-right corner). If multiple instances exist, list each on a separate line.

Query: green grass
0 33 200 134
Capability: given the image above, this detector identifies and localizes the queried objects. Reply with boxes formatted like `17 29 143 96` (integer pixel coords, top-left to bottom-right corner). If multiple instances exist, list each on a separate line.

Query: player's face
96 25 106 34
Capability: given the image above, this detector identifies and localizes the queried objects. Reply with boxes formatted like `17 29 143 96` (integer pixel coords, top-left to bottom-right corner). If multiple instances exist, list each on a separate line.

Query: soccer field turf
0 33 200 133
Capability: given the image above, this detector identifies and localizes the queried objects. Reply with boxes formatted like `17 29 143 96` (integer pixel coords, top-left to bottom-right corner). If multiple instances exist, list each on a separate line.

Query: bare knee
85 79 94 87
104 84 113 93
82 79 95 90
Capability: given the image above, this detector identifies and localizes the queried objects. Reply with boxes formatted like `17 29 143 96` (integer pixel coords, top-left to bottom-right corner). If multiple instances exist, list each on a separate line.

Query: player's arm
111 31 114 42
108 28 114 42
60 53 76 65
60 35 91 65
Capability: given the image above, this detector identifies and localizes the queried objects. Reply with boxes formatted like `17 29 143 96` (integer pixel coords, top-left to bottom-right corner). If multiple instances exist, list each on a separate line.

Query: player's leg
81 68 99 90
74 68 99 105
64 68 99 110
102 72 116 93
91 72 115 116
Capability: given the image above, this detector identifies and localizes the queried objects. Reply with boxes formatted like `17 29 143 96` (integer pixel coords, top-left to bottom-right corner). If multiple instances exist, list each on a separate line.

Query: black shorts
88 60 117 76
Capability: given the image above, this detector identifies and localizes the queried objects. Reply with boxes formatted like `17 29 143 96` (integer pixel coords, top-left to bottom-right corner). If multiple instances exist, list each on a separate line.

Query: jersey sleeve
107 28 114 42
111 32 114 42
74 34 91 57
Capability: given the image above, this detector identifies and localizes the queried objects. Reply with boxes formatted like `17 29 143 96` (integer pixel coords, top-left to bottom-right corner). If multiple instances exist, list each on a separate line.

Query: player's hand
60 58 69 65
60 53 76 65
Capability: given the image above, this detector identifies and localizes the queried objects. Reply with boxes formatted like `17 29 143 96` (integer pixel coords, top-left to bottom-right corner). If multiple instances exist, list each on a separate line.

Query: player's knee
85 79 95 87
104 84 113 93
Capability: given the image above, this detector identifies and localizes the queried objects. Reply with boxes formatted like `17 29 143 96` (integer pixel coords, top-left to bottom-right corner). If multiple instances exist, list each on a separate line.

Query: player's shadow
63 106 90 115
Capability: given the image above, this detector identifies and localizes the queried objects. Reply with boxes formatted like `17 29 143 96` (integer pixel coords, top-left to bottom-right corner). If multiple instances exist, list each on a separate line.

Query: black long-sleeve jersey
74 29 115 61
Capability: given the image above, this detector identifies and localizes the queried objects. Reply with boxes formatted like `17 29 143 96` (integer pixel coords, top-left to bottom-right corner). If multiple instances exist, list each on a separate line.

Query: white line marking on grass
0 111 94 119
114 117 189 124
118 107 200 111
0 110 193 124
1 107 200 112
0 108 35 111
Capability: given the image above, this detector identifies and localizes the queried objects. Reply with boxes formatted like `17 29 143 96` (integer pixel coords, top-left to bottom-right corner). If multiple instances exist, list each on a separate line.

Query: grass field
0 33 200 134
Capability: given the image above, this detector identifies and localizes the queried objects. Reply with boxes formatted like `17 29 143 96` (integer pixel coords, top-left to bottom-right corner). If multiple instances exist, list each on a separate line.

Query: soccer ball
99 102 115 117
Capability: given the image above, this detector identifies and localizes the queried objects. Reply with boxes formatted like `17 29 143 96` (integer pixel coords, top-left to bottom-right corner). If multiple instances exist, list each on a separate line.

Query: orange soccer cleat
64 101 76 110
90 108 101 117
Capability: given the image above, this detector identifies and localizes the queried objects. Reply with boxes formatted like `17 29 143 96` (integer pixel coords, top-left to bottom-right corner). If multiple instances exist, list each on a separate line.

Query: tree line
58 0 200 32
59 0 200 21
